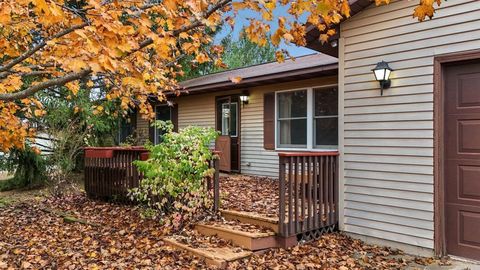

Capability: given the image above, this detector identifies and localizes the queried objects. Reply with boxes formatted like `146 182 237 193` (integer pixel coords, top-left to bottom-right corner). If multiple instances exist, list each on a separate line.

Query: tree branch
135 0 232 52
0 70 51 80
0 69 91 102
0 23 88 73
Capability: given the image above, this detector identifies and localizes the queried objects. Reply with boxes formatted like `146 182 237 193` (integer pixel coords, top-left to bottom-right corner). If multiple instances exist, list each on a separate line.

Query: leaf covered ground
0 195 207 269
0 193 456 270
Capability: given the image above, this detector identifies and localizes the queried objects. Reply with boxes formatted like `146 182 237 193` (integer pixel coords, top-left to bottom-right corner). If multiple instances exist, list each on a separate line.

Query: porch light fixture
239 91 250 106
372 61 393 95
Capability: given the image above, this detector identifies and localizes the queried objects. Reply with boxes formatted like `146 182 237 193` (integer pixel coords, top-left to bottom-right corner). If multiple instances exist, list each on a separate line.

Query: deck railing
84 147 148 199
84 147 220 210
278 151 339 239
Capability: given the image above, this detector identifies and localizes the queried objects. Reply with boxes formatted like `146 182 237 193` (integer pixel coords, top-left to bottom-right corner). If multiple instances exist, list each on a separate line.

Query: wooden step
220 209 279 233
195 223 278 251
163 237 252 268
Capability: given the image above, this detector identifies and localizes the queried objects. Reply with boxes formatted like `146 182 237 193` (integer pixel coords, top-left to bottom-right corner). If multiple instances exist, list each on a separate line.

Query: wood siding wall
340 0 480 249
176 77 337 178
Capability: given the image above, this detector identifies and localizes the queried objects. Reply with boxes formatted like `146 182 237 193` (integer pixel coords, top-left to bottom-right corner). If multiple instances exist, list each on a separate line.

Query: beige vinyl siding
176 77 337 178
340 0 480 250
176 92 219 129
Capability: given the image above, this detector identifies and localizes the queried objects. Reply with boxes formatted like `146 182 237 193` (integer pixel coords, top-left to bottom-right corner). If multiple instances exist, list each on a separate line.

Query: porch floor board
220 175 335 223
220 175 280 219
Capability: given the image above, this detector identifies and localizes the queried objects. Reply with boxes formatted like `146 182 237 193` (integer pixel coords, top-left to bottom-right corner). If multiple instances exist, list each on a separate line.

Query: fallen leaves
220 175 281 218
231 233 411 270
0 188 450 269
0 194 207 269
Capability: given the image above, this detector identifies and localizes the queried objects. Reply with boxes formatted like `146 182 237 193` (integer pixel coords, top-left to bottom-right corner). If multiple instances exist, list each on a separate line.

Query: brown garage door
445 60 480 261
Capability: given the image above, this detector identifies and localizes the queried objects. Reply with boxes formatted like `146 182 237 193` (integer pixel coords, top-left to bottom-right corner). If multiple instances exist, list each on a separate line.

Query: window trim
274 84 338 152
154 104 172 145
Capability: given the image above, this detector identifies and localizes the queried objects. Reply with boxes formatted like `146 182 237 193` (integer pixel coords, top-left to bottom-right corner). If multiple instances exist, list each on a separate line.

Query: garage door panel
457 73 480 109
446 205 480 260
446 67 480 114
458 119 480 154
445 161 480 205
459 166 480 201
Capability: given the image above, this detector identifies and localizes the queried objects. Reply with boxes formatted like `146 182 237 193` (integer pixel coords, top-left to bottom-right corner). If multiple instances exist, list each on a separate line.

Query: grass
0 196 13 207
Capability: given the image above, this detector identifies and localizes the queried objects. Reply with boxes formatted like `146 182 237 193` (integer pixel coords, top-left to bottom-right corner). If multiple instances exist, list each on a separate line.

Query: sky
214 7 318 57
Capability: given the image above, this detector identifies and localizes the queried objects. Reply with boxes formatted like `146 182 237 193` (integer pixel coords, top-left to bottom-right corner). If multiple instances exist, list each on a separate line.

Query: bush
130 121 218 231
0 146 47 191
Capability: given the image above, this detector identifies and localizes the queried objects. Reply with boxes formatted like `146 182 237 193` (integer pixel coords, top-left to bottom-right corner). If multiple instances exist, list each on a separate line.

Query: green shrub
0 146 47 191
130 121 218 231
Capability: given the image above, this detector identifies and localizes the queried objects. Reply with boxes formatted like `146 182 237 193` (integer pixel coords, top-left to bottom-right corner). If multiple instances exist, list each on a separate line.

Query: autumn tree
0 0 443 152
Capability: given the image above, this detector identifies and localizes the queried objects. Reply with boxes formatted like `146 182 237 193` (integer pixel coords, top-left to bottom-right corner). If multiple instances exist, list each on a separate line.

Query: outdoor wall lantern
239 91 250 106
372 61 393 96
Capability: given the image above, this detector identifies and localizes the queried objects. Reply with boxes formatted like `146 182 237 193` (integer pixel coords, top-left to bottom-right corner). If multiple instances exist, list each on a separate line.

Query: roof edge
178 62 338 94
305 0 372 55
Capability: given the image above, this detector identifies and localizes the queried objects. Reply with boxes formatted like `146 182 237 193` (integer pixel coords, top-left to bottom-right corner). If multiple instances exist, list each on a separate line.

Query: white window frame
154 104 172 145
274 84 338 151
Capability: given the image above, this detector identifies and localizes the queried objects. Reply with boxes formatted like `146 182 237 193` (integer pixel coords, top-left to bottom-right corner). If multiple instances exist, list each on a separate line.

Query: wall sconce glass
372 61 393 95
239 91 249 106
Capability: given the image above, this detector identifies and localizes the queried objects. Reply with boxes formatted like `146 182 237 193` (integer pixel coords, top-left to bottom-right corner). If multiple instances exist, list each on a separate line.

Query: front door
444 60 480 261
215 96 240 172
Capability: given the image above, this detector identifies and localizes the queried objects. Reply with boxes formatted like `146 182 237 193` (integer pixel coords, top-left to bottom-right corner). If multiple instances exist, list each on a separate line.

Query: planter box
139 152 150 161
85 149 114 159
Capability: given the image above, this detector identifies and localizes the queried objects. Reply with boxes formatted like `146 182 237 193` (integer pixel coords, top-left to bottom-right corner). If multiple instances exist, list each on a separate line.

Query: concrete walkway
403 255 480 270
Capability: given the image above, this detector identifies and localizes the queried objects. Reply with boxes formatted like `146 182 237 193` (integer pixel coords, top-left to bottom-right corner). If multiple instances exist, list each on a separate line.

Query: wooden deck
83 148 338 243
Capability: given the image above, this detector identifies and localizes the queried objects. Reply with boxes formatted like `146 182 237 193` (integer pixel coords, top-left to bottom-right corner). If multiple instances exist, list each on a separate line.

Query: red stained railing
84 147 220 210
84 147 149 200
278 151 339 239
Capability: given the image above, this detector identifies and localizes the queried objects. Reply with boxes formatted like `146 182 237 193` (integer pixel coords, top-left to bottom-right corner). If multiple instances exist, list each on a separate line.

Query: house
125 0 480 262
131 53 339 176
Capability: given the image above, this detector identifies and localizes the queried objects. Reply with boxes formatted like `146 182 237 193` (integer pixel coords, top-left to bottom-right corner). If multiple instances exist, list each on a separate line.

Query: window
277 90 307 148
276 86 338 150
220 102 238 137
314 87 338 148
118 117 134 144
154 105 171 144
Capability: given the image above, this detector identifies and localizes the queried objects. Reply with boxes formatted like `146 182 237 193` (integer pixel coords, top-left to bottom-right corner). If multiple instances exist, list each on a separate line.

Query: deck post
213 156 220 212
279 156 286 237
334 155 339 226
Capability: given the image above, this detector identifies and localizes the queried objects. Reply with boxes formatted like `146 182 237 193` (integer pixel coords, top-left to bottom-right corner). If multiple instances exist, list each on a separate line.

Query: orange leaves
34 109 45 117
0 101 30 151
1 75 23 93
195 53 210 64
229 76 242 84
64 59 89 73
0 4 12 24
92 105 104 115
341 1 351 18
275 50 285 63
163 0 178 12
32 0 65 26
0 0 445 152
66 81 80 96
122 77 145 89
413 0 440 21
245 19 270 47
